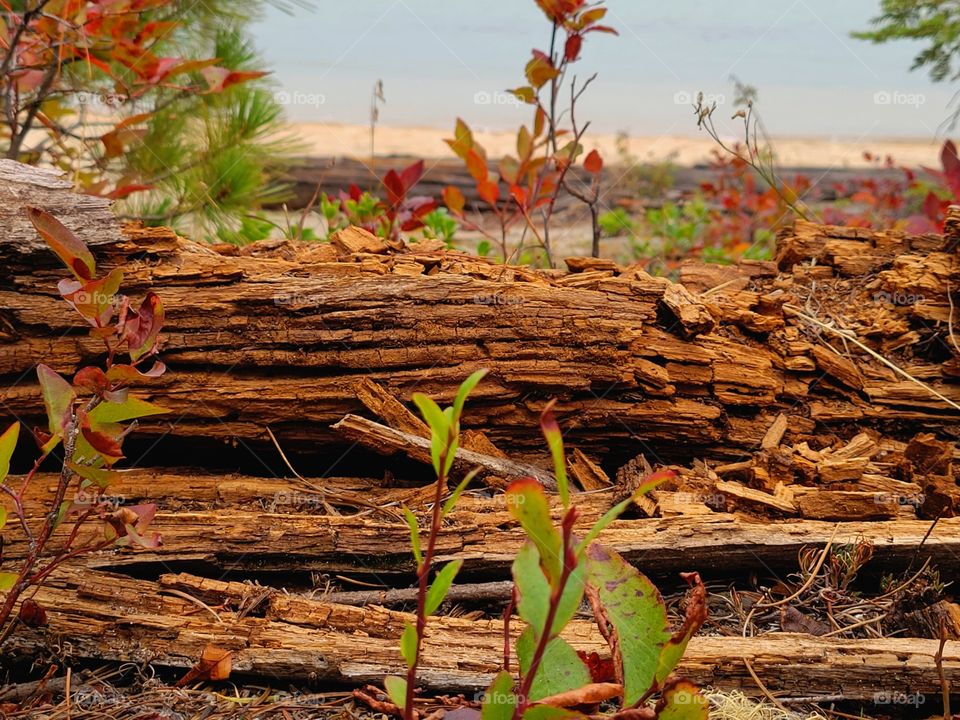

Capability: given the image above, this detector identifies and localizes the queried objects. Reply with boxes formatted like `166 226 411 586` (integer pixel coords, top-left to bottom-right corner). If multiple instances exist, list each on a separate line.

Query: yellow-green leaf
0 422 20 484
383 675 407 709
89 396 169 424
0 572 17 591
400 622 418 669
425 560 462 615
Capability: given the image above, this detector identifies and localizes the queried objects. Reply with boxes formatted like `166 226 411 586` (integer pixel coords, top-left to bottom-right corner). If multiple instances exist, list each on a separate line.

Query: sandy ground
290 122 944 168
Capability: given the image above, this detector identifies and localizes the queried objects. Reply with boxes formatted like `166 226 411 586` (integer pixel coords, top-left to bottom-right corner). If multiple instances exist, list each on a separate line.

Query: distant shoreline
288 122 944 169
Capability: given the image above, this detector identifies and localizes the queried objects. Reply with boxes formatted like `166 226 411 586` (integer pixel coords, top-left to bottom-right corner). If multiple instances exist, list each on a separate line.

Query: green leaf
540 409 569 509
655 679 709 720
52 499 71 530
505 478 561 584
0 422 20 484
383 675 407 709
425 560 462 615
579 469 674 553
586 543 671 706
28 207 96 280
401 505 422 567
481 671 516 720
0 505 7 532
67 461 116 489
451 369 487 425
37 364 75 440
516 626 590 701
89 396 169 424
412 393 448 475
0 572 17 591
442 467 480 517
400 622 418 669
512 542 584 638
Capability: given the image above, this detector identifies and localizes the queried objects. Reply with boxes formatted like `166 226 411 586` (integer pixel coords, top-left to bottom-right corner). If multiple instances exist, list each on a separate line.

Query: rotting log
3 566 958 700
2 164 960 477
4 470 959 576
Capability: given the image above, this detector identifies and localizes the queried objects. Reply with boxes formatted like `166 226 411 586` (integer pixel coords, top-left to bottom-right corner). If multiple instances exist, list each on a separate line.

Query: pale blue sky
251 0 957 139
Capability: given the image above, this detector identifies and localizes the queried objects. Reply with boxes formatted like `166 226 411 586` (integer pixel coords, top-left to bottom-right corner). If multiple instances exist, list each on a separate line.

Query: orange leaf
175 645 233 687
442 185 466 216
584 149 603 174
478 180 500 205
465 148 488 182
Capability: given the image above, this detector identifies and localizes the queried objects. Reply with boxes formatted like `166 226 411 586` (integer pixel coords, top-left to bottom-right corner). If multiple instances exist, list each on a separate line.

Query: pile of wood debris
1 161 959 713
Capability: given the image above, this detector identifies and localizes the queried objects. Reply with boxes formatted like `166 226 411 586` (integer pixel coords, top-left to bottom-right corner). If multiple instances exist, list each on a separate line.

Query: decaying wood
5 470 960 576
3 161 960 705
2 167 959 492
4 566 959 700
331 414 557 489
317 581 514 608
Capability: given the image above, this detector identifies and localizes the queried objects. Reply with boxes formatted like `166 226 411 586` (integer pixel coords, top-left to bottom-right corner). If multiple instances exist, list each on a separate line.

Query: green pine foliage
118 20 302 243
854 1 960 83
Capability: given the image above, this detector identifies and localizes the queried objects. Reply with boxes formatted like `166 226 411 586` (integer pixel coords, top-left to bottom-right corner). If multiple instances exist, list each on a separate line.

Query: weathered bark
4 566 958 700
3 161 960 705
2 165 959 479
4 470 959 576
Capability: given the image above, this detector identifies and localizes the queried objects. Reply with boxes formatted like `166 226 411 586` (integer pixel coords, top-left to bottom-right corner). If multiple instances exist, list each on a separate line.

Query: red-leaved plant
0 208 167 645
442 0 615 265
0 0 266 199
319 160 438 241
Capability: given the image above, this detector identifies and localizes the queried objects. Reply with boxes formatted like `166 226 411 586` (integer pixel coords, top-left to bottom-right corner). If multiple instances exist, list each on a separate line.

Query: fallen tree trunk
2 164 959 478
4 566 958 700
5 469 959 576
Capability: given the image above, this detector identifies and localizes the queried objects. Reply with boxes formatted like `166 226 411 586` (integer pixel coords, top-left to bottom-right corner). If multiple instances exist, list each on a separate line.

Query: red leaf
73 367 110 393
81 424 124 460
382 169 405 207
399 160 425 193
106 183 153 200
477 180 500 205
201 66 268 93
564 34 583 62
27 208 95 281
123 292 165 362
18 599 47 628
584 149 603 174
923 191 943 222
577 651 616 683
